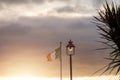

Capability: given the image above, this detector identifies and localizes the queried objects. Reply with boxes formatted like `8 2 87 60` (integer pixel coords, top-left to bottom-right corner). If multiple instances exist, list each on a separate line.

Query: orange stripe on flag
47 53 52 61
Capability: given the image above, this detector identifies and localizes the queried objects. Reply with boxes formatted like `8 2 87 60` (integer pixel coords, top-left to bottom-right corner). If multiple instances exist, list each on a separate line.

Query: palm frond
94 1 120 75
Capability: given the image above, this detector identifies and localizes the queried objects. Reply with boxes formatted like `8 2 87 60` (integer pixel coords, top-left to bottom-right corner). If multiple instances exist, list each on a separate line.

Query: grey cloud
0 16 106 77
55 5 90 14
48 0 68 2
91 0 119 8
0 16 99 49
56 6 76 13
0 0 28 4
0 0 71 4
0 0 44 4
0 25 30 36
54 0 99 14
91 0 104 7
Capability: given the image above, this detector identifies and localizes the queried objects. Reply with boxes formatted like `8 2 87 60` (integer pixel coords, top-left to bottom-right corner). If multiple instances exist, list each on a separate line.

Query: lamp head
66 40 75 55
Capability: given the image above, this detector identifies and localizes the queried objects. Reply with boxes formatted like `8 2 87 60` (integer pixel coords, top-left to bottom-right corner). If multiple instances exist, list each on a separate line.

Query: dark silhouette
94 1 120 74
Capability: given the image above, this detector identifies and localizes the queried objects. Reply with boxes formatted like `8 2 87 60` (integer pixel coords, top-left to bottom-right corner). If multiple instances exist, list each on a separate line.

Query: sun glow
0 75 119 80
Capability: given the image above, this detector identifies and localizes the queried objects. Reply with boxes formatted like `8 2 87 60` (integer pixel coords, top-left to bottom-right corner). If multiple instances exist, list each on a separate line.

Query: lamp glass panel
68 47 73 51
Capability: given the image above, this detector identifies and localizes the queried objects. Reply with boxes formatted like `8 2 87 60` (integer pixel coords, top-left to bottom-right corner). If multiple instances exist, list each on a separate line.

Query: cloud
91 0 120 8
54 0 104 15
91 0 104 7
0 0 116 20
55 6 75 13
0 16 107 77
0 0 105 19
0 0 44 4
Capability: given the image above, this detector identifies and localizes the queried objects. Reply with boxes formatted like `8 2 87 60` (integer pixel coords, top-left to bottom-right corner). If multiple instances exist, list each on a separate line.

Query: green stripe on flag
55 47 60 59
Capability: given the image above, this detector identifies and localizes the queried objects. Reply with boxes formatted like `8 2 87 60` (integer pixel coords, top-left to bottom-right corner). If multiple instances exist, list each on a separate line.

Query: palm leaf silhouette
94 1 120 74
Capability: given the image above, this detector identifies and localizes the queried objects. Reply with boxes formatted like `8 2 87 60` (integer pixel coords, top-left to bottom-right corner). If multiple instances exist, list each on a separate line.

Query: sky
0 0 120 79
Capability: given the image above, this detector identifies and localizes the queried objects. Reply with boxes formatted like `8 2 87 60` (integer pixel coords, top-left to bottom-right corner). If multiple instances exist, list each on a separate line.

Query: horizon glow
0 75 119 80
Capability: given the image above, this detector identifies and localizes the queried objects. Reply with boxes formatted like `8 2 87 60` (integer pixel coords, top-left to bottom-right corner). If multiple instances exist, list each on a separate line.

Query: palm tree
94 1 120 74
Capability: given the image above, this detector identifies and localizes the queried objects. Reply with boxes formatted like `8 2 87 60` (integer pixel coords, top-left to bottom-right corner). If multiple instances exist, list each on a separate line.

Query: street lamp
66 40 75 80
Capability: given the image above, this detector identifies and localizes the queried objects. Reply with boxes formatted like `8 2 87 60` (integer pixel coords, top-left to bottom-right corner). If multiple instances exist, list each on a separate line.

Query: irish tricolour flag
47 47 61 61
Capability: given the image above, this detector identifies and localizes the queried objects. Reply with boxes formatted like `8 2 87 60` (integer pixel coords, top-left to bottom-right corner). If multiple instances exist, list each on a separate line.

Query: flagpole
60 42 62 80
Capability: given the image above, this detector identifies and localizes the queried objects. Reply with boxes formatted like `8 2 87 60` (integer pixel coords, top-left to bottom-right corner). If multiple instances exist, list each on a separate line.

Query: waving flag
47 42 62 80
47 47 60 61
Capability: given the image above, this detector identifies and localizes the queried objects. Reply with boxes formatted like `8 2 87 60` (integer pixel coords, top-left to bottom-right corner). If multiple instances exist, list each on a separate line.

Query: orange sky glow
0 75 119 80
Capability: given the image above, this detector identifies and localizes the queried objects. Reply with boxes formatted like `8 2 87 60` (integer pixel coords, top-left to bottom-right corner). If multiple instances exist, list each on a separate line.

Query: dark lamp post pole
66 40 75 80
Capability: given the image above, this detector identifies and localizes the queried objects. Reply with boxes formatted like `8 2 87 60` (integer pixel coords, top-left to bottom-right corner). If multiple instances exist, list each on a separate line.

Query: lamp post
66 40 75 80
